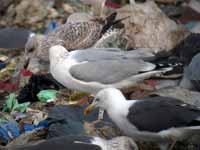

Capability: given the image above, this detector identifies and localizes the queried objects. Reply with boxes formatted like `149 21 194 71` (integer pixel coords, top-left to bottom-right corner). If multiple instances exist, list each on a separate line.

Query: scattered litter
17 74 62 103
37 90 58 103
23 121 48 132
3 93 30 113
0 121 20 144
44 21 57 35
46 105 85 138
0 0 200 149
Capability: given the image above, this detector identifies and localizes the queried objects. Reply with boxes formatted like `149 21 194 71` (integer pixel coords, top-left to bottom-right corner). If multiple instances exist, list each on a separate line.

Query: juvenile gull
85 88 200 149
26 12 126 62
9 135 138 150
49 45 170 94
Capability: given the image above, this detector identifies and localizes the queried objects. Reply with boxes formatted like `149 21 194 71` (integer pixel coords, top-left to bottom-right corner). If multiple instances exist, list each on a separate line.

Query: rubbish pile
0 0 200 150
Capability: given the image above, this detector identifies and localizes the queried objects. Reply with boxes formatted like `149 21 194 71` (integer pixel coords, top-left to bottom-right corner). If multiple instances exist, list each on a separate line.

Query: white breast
107 101 138 136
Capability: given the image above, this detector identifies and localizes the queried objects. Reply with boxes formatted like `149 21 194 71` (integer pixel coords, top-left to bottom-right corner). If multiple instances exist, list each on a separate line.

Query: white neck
105 95 130 117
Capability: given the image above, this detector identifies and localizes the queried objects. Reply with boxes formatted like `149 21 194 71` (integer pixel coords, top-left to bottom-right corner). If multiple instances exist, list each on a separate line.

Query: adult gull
49 45 170 94
85 88 200 149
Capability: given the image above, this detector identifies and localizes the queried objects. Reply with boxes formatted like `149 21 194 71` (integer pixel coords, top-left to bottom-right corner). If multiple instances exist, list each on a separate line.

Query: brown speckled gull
26 12 125 62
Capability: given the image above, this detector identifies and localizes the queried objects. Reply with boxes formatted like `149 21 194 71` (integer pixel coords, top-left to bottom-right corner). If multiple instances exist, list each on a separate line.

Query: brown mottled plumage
33 12 125 62
37 22 102 61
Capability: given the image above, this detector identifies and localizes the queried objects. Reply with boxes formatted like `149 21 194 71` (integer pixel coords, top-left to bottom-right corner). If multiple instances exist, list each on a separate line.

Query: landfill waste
46 105 117 139
2 93 30 113
23 121 48 132
44 21 57 35
46 105 85 138
17 74 62 103
1 0 200 150
6 135 139 150
0 114 20 145
116 1 189 52
6 128 47 147
37 90 58 103
0 121 20 145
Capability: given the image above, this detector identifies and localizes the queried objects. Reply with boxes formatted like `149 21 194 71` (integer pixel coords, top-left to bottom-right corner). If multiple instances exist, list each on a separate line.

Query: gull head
49 45 69 62
84 88 126 115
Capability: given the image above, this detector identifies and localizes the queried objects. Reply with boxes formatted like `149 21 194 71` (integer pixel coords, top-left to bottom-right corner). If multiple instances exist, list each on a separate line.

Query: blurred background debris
1 0 200 150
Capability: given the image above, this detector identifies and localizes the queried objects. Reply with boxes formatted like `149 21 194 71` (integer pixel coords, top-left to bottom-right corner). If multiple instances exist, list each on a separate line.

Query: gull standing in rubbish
85 88 200 150
49 45 170 94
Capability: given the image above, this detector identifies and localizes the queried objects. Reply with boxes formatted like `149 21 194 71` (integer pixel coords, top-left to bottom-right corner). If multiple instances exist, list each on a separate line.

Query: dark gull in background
0 27 33 49
8 135 138 150
49 45 170 94
174 33 200 65
85 88 200 149
180 53 200 91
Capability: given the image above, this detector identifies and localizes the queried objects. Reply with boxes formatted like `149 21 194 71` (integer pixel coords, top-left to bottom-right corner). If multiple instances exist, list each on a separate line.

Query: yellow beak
84 104 96 115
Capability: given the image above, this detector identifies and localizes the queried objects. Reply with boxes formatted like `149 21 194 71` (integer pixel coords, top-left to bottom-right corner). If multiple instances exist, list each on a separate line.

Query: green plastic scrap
37 90 58 103
2 93 30 113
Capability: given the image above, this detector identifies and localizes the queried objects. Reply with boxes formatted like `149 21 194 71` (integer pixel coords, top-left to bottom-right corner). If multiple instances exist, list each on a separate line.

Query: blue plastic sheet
0 122 20 144
23 121 49 132
44 21 57 35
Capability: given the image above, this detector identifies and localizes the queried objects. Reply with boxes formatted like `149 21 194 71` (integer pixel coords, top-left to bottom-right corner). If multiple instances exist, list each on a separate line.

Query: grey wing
69 49 124 62
69 48 155 62
69 59 155 84
127 97 200 132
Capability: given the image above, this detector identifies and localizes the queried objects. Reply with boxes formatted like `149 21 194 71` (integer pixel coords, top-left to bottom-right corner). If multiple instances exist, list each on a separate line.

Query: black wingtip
105 12 118 23
101 12 129 35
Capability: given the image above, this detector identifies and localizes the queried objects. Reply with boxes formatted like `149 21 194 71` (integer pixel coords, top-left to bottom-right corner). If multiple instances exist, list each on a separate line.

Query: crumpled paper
116 1 190 54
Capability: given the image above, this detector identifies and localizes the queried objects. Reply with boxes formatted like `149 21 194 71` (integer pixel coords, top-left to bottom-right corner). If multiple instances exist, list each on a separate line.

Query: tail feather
150 57 184 75
101 12 129 34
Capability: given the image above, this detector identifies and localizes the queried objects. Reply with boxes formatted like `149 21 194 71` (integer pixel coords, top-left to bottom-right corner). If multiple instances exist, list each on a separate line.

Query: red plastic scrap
105 1 121 8
20 69 32 77
0 69 32 91
144 79 159 87
0 82 17 91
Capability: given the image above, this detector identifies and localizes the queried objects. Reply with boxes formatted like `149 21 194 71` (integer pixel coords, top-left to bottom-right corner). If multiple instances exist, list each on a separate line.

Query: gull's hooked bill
84 104 96 115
